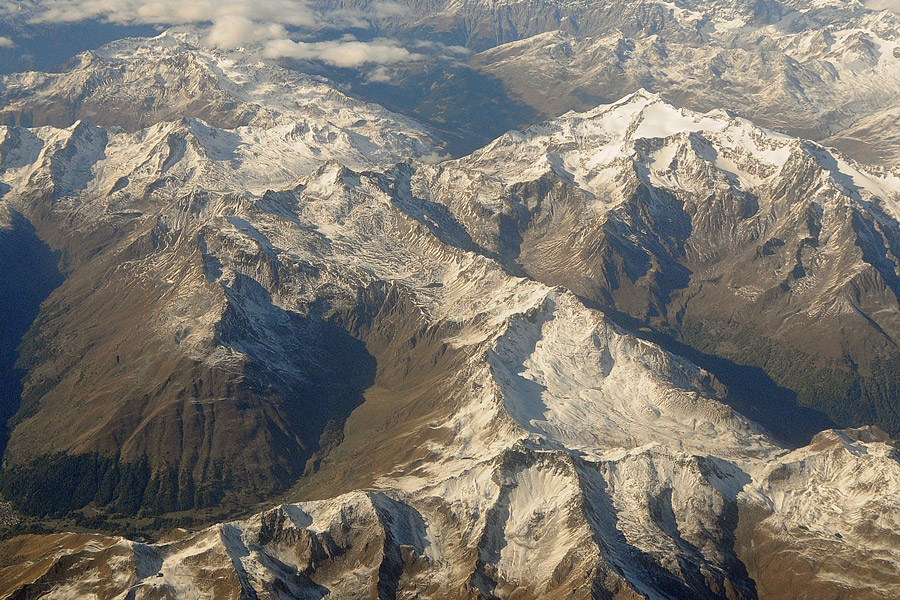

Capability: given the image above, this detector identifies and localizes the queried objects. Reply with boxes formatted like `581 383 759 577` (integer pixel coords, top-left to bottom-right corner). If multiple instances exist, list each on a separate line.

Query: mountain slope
3 427 899 599
0 36 440 515
0 31 441 166
1 33 900 598
0 107 772 515
414 90 900 436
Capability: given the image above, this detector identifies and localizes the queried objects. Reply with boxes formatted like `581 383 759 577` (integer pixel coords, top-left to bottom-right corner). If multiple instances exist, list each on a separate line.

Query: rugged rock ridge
0 31 440 165
414 90 900 436
324 0 806 50
334 0 900 165
0 105 774 514
2 35 900 598
0 38 441 516
467 6 900 162
3 427 899 599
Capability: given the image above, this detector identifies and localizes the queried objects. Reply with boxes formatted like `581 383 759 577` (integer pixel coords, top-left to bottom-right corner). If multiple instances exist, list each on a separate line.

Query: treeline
71 512 200 536
682 318 900 437
746 342 900 436
0 453 228 518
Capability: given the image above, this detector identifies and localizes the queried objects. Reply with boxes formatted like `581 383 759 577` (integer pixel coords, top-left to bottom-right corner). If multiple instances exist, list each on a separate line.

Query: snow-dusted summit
401 0 900 165
1 38 900 600
0 31 441 168
414 90 900 444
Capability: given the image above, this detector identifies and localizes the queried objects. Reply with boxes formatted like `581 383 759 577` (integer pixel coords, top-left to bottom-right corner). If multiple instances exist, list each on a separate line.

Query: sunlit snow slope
1 33 900 600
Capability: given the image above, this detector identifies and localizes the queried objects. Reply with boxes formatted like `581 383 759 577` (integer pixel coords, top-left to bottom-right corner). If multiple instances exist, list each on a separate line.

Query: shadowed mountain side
0 211 63 460
288 283 478 501
414 92 900 436
324 0 900 167
315 62 542 157
597 304 835 448
0 213 376 517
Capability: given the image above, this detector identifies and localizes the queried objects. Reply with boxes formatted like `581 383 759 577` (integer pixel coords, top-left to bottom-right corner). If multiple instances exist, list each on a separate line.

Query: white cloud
367 65 394 82
410 39 472 61
205 15 287 49
264 38 423 67
2 0 426 67
418 151 451 165
0 36 14 48
22 0 317 28
12 0 410 29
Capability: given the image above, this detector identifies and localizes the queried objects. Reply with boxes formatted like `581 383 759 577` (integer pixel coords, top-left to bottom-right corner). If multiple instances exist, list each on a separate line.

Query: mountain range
1 1 900 598
329 0 900 164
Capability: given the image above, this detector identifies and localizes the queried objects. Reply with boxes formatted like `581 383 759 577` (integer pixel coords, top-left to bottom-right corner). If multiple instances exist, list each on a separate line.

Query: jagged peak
93 27 201 60
808 426 900 453
66 119 100 136
461 87 897 210
457 90 803 199
299 160 364 190
609 86 669 107
476 89 792 164
568 89 781 145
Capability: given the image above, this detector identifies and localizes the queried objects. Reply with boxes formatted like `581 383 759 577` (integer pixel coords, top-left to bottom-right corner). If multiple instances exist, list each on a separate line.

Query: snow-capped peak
448 90 796 202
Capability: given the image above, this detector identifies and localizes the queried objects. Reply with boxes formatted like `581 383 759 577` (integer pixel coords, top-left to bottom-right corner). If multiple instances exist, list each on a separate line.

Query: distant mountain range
331 0 900 165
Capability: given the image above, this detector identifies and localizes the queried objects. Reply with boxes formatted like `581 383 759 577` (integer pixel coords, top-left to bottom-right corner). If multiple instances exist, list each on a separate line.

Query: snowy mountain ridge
2 33 900 600
426 0 900 165
0 31 442 167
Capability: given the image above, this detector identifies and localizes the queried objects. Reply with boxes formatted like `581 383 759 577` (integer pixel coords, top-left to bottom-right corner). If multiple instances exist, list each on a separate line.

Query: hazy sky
0 0 426 69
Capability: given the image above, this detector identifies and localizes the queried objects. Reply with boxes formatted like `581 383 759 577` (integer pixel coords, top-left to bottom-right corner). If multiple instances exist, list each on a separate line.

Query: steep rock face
0 80 778 523
0 102 808 593
0 207 63 459
0 48 438 514
415 90 900 435
2 33 900 597
0 179 381 514
736 428 900 600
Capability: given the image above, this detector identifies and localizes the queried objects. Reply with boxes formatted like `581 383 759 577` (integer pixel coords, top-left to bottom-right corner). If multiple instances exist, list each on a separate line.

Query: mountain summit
1 10 900 598
1 36 900 597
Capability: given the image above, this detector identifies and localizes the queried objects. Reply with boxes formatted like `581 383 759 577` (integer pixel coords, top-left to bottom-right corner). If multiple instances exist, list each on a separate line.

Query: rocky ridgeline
1 27 900 600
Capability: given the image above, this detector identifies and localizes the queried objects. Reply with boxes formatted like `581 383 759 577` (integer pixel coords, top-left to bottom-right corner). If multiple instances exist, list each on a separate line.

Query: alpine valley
1 0 900 599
